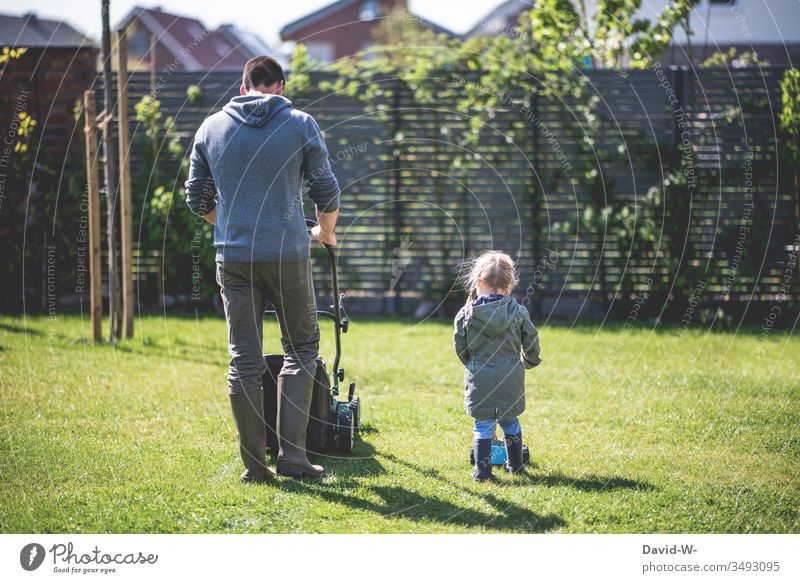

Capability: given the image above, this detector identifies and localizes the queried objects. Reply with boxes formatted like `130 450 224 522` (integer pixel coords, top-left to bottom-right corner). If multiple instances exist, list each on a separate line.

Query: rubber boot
276 373 325 478
229 391 273 483
473 438 494 482
504 432 525 474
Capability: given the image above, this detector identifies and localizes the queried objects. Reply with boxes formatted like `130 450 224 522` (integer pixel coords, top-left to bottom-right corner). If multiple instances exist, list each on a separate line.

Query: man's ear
239 84 247 96
275 80 284 96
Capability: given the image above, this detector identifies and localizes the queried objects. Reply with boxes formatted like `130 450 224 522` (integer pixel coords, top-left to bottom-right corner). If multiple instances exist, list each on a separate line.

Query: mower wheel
348 396 361 433
469 446 475 466
337 408 354 455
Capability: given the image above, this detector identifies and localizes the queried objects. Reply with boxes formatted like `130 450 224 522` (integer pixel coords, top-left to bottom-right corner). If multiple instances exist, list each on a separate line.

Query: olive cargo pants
215 261 320 395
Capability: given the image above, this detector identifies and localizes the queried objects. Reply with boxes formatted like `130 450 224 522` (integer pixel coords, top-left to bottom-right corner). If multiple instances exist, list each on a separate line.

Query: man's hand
313 209 339 246
201 208 217 225
311 224 336 246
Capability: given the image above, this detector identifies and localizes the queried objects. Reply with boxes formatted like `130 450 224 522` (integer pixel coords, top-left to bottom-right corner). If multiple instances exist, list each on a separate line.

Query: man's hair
242 56 285 91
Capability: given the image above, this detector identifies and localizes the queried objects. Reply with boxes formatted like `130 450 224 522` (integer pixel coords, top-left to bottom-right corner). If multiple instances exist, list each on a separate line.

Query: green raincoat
454 295 541 420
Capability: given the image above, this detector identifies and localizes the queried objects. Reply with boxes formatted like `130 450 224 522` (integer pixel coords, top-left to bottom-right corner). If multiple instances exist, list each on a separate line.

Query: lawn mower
469 432 531 466
261 218 360 456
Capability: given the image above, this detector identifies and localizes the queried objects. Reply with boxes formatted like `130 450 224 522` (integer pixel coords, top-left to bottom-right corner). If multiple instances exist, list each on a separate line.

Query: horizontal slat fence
104 66 798 319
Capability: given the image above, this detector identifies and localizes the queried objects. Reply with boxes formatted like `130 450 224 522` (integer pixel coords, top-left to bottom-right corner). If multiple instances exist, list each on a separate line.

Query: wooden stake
83 90 103 343
116 28 134 339
101 0 121 341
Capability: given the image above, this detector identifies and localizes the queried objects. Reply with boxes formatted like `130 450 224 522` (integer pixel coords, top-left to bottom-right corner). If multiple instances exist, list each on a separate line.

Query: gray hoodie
454 295 541 420
185 94 340 263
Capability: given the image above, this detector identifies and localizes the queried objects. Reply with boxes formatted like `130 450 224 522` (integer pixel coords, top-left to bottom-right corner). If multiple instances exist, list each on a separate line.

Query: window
127 27 149 58
359 0 379 21
304 41 335 63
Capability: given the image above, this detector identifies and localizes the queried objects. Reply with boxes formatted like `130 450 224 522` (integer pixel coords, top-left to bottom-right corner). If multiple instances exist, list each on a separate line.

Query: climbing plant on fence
28 2 793 320
275 0 796 321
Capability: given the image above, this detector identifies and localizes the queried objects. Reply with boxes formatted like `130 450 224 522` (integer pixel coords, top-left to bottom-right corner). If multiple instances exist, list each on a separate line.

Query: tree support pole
116 28 134 339
83 90 103 344
101 0 121 341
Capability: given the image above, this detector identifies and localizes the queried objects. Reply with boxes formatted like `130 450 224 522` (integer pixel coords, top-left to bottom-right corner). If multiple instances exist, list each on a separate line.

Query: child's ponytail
457 256 478 320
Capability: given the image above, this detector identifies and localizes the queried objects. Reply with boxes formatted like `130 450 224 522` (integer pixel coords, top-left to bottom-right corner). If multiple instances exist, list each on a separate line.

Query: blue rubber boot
473 438 494 482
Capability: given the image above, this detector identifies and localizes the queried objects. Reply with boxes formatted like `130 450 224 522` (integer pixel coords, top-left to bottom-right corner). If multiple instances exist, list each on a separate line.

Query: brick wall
282 0 407 61
0 46 99 160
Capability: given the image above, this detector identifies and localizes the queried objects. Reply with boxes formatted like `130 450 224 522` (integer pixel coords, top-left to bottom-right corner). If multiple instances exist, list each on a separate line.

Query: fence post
83 91 103 343
671 67 686 152
116 28 134 339
390 78 403 314
530 87 542 319
596 86 610 315
149 34 157 96
101 0 121 341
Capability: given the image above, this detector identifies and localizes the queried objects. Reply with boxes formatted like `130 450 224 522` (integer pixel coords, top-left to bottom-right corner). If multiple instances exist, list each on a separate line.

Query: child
454 251 541 481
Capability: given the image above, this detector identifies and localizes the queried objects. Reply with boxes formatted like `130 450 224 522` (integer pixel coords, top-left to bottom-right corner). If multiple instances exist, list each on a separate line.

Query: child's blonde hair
460 250 519 312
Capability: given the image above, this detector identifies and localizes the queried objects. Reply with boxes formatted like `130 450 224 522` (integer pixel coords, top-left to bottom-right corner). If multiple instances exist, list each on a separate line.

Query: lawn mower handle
305 218 344 394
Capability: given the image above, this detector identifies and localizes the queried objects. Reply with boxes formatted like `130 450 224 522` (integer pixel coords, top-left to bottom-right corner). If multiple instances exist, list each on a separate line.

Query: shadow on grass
109 342 229 368
530 472 655 492
271 447 565 532
277 479 565 533
0 322 42 335
310 438 386 485
384 452 630 484
384 452 654 493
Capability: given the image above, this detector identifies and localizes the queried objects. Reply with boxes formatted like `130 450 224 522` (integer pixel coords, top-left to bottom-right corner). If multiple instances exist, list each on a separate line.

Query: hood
223 94 292 127
467 295 517 337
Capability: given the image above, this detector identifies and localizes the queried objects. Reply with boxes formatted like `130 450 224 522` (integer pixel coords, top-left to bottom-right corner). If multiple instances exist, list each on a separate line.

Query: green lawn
0 313 798 533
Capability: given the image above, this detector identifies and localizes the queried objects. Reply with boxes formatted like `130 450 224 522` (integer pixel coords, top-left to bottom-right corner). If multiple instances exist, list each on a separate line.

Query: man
185 55 339 483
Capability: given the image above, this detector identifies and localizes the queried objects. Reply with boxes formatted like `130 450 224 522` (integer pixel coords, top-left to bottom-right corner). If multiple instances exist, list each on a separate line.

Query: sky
0 0 507 45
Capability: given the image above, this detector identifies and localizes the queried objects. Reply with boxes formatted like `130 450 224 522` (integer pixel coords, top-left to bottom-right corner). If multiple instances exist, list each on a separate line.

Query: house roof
280 0 358 39
466 0 530 38
0 12 95 48
116 5 260 71
280 0 456 39
217 24 288 68
417 15 460 39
